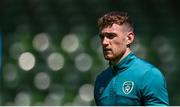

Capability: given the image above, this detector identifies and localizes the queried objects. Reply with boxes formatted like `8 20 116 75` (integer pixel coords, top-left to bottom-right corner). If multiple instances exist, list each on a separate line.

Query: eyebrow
99 32 117 36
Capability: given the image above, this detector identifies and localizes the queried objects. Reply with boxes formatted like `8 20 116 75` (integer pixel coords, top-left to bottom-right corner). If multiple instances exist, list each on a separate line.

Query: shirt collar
109 52 136 75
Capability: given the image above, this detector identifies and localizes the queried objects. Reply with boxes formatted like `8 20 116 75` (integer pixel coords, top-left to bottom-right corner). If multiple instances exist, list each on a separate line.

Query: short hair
98 11 134 32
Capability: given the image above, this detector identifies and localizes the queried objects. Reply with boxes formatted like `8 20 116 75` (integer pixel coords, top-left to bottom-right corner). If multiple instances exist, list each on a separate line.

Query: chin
104 55 114 61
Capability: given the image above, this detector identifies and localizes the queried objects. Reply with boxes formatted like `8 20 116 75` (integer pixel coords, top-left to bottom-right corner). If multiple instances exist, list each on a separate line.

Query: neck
111 48 132 65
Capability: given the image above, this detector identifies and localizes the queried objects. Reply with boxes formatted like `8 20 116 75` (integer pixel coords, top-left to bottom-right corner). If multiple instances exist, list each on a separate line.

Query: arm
141 67 169 106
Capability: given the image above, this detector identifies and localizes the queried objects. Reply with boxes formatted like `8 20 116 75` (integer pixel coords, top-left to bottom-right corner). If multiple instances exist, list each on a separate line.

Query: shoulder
94 67 113 99
95 67 112 82
135 59 169 105
134 57 154 70
133 57 163 75
131 56 166 85
134 57 167 87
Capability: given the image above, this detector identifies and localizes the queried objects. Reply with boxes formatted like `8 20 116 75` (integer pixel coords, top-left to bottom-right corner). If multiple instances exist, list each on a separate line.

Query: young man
94 11 169 106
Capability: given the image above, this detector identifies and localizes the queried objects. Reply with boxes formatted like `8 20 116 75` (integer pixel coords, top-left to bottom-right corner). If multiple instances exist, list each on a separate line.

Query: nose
102 37 109 46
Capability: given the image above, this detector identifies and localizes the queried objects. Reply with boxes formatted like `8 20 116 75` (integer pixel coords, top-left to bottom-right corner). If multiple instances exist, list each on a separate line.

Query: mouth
103 48 111 52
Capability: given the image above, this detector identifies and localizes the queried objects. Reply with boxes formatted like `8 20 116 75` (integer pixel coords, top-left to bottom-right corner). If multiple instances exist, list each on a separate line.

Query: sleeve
141 67 169 106
94 76 100 106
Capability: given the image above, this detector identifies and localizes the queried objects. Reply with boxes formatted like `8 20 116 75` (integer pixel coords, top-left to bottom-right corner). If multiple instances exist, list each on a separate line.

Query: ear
126 32 134 46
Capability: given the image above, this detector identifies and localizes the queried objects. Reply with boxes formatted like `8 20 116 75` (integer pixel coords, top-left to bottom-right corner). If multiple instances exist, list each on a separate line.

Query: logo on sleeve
99 87 104 94
122 81 134 94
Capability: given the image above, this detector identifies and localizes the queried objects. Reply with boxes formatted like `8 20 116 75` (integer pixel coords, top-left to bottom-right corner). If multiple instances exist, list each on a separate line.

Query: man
94 11 169 106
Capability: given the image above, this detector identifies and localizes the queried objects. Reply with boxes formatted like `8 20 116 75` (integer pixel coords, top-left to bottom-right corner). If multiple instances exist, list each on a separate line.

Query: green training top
94 52 169 106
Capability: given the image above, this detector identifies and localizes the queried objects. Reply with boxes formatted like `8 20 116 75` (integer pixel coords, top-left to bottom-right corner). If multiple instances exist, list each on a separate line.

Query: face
99 24 131 63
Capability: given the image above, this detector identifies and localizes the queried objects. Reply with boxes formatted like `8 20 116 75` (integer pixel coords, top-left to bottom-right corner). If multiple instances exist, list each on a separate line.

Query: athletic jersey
94 52 169 106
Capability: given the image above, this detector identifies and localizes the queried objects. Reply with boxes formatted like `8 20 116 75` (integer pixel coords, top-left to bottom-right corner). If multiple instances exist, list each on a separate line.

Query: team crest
122 81 134 94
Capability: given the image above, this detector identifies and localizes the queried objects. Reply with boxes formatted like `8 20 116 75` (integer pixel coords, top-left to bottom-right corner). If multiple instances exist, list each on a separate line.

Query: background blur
1 0 180 106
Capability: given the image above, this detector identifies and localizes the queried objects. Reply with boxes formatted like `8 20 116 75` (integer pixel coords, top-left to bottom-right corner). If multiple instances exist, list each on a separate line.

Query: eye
106 33 117 39
99 33 117 40
99 34 104 39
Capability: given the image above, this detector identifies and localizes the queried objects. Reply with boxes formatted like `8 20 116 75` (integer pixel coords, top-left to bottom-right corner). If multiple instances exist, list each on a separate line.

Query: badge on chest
122 81 134 94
